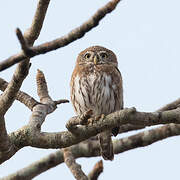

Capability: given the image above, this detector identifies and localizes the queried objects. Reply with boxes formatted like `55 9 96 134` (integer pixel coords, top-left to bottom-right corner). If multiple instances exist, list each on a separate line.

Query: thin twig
54 99 69 105
16 28 30 54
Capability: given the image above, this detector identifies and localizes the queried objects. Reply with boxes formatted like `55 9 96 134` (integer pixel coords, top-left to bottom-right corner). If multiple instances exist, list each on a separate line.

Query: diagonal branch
88 160 103 180
24 0 51 45
17 0 51 78
0 0 122 71
0 77 38 111
157 98 180 112
16 28 30 54
63 148 88 180
0 65 29 115
0 64 29 158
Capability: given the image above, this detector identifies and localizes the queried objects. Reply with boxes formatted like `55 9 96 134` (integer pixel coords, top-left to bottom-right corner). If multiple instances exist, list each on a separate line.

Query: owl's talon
79 109 93 125
101 114 105 119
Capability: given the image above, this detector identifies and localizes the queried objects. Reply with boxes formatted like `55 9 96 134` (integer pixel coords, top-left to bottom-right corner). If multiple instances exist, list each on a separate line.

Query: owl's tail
98 130 114 161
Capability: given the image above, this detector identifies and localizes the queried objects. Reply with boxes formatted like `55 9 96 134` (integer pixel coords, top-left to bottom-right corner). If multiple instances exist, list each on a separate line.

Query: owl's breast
71 71 116 116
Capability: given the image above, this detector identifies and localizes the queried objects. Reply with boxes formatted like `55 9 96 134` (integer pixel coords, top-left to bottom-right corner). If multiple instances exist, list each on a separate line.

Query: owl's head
76 46 118 67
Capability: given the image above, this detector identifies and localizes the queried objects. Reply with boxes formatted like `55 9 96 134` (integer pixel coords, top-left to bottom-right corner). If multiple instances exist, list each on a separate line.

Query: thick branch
0 0 122 71
8 107 180 150
117 97 180 134
4 123 180 179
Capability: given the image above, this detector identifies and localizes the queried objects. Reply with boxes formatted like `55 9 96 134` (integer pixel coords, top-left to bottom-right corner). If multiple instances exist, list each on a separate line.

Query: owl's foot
66 109 93 131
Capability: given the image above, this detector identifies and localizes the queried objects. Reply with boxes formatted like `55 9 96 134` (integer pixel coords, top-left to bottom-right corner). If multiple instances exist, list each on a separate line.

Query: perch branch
3 96 180 178
8 107 180 151
117 97 180 134
4 123 180 180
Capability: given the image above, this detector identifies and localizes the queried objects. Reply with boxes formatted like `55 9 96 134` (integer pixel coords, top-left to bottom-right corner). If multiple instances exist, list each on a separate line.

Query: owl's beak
93 55 98 65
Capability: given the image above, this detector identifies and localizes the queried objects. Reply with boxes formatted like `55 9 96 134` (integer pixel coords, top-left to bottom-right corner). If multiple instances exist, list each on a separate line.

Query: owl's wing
111 66 123 136
112 66 123 111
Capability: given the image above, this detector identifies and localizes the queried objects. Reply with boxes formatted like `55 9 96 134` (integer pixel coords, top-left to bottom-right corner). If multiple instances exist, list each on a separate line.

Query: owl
70 46 123 160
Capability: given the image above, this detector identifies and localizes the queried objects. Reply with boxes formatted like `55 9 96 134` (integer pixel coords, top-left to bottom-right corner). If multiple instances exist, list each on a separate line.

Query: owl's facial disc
82 51 106 65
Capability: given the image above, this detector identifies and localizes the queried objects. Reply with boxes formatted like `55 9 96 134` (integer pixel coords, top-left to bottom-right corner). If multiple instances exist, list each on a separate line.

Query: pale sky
1 0 180 179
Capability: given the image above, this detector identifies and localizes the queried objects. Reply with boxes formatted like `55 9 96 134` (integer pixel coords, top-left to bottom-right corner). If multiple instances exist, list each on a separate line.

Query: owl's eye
100 52 108 59
84 53 91 59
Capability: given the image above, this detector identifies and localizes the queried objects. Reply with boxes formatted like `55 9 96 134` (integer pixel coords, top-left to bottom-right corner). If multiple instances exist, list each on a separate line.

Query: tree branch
7 107 180 152
63 148 88 180
0 0 122 71
4 123 180 179
24 0 51 45
0 0 51 164
16 28 30 55
117 97 180 134
0 77 39 111
157 98 180 112
88 160 103 180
